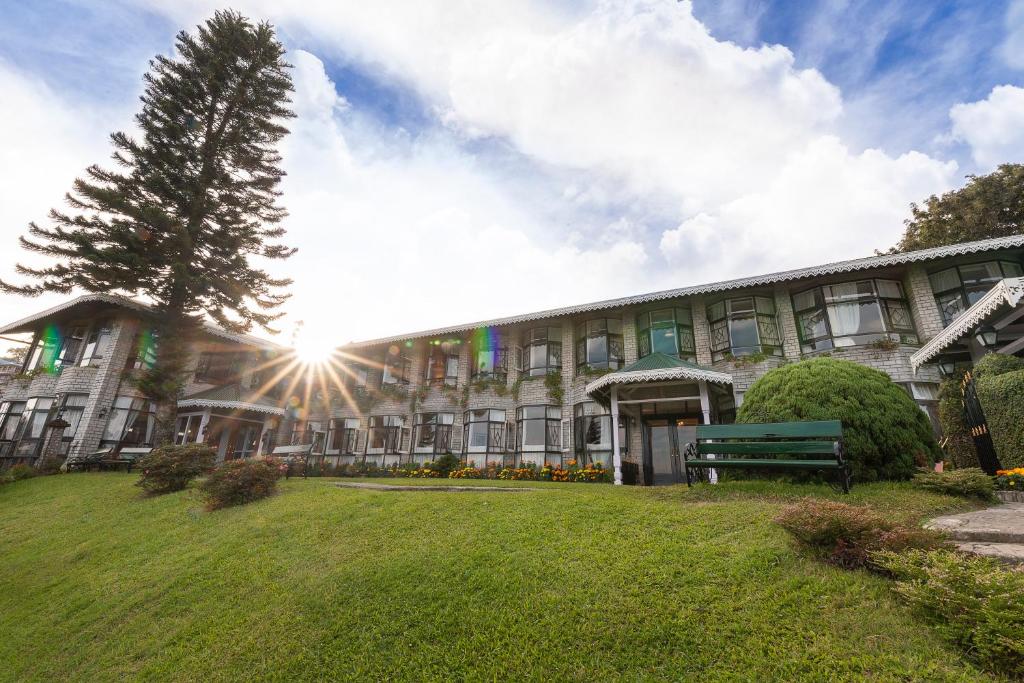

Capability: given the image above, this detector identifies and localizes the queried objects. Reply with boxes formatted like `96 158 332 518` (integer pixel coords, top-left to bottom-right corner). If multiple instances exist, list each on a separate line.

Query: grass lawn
0 474 994 681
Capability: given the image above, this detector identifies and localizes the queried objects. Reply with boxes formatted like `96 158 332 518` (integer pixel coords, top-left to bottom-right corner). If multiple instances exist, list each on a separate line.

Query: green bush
937 374 978 468
736 357 941 481
911 468 996 501
875 550 1024 677
136 444 215 495
974 355 1024 469
774 499 949 571
2 464 37 484
429 453 462 477
199 458 281 510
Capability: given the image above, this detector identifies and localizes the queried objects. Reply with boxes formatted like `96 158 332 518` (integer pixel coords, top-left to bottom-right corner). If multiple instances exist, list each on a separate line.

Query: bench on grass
100 447 151 472
271 444 312 478
682 420 850 493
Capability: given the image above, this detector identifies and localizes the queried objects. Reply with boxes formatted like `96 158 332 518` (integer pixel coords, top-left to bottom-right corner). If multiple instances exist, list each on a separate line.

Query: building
0 235 1022 483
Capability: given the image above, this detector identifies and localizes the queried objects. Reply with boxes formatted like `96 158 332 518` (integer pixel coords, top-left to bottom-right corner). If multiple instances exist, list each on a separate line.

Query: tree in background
0 10 295 443
893 163 1024 252
3 346 28 364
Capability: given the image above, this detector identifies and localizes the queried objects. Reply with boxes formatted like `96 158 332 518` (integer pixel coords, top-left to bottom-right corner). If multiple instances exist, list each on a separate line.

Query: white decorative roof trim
585 366 734 397
911 277 1024 370
176 398 285 416
347 235 1024 349
0 293 285 350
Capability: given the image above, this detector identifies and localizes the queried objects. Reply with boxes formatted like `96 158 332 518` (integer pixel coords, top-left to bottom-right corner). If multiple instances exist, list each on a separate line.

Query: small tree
0 11 296 444
737 357 941 481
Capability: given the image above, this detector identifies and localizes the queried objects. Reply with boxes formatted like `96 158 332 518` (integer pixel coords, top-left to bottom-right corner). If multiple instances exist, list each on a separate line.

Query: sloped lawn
0 474 992 681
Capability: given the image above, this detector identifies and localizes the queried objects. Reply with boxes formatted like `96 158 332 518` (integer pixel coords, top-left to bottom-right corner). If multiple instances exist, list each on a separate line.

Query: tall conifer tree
1 10 296 443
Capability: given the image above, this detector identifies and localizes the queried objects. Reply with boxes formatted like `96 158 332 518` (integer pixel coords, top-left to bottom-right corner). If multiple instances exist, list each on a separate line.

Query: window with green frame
575 318 625 372
636 307 695 360
928 260 1024 326
792 279 918 352
706 296 782 361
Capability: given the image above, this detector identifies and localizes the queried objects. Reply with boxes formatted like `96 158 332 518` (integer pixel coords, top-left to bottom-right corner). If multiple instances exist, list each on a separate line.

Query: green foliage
737 358 941 481
1 464 37 485
875 550 1024 677
429 453 462 477
937 374 978 468
892 163 1024 252
136 444 215 495
544 370 564 403
199 458 281 510
774 499 949 571
910 468 995 501
975 359 1024 469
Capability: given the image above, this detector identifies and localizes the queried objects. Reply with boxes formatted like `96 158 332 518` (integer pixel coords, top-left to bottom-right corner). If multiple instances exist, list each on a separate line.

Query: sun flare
293 331 336 365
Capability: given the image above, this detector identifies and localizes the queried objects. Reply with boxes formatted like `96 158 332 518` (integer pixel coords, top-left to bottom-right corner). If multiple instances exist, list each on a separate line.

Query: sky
0 0 1023 351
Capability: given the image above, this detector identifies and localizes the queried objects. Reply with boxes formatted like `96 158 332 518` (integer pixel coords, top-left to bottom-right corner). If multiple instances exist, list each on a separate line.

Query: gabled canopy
585 352 732 404
177 383 286 416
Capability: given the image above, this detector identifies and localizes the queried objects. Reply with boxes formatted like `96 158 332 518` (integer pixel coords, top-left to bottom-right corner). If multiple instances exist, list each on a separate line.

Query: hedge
975 354 1024 469
736 357 941 481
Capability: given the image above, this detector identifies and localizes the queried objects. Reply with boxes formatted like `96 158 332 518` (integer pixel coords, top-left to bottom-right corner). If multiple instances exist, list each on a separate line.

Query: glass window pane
728 315 758 350
587 336 607 365
607 319 622 335
730 297 755 313
929 267 961 293
792 289 817 311
650 309 673 325
1002 261 1023 277
755 296 775 314
587 319 606 335
651 326 677 355
828 301 884 337
875 279 903 299
959 262 1002 287
522 420 546 448
885 301 914 330
798 310 828 340
708 301 726 320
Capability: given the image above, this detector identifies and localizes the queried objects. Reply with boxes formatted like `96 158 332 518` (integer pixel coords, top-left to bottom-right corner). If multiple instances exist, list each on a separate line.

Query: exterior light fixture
937 359 956 376
974 325 998 348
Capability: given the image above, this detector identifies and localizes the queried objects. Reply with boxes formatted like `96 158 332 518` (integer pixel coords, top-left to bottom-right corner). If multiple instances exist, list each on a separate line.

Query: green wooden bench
682 420 850 493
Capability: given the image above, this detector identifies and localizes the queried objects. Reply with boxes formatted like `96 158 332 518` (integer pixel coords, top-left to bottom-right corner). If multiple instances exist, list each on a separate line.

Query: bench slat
685 459 842 469
696 420 842 439
696 441 837 455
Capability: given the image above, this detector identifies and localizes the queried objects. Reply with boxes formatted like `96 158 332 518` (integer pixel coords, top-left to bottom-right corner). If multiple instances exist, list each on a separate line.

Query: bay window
174 414 204 445
195 351 243 384
516 405 561 465
424 341 460 386
793 279 918 352
56 326 87 368
100 396 156 449
328 418 359 453
0 401 26 457
367 415 404 453
414 412 454 454
707 296 782 361
13 397 55 457
79 321 112 366
575 318 624 373
25 328 60 373
462 409 508 464
343 362 369 390
126 329 158 371
929 260 1024 325
56 393 88 454
573 402 627 467
471 345 508 382
382 349 411 386
522 327 562 376
636 307 695 360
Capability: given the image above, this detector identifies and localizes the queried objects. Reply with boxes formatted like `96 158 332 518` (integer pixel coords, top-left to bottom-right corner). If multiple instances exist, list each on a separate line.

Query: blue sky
0 0 1022 345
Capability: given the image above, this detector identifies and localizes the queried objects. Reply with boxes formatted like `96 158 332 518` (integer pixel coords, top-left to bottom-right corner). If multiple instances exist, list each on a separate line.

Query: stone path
926 503 1024 564
334 482 536 493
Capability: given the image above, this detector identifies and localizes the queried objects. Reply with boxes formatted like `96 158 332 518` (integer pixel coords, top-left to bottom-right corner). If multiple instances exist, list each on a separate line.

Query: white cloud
1002 0 1024 70
949 85 1024 169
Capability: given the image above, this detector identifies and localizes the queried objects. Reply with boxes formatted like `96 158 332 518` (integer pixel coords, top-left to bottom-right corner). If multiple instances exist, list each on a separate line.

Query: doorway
642 416 699 485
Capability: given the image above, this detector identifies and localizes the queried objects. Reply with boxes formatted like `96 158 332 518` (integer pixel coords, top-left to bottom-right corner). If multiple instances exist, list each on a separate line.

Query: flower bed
994 467 1024 490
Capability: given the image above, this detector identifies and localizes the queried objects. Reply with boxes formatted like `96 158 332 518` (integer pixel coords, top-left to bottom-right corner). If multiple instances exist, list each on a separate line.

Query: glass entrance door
643 417 699 485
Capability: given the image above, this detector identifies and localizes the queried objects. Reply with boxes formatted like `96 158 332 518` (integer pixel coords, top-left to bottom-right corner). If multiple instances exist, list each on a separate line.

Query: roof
584 352 733 404
911 277 1024 370
0 294 285 350
346 235 1024 349
0 359 21 367
177 383 286 416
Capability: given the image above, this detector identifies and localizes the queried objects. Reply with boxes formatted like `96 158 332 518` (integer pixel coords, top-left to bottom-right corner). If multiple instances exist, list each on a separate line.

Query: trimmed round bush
136 444 215 495
974 353 1024 469
736 357 940 481
200 458 281 510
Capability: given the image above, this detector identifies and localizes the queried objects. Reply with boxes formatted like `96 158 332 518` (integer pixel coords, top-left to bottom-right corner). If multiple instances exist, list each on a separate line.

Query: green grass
0 474 993 681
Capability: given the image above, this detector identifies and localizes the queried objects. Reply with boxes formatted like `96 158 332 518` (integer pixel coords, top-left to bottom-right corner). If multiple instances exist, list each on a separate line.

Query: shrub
994 467 1024 490
937 374 978 468
2 464 37 484
975 357 1024 469
199 458 281 510
136 444 215 495
429 453 461 477
774 499 949 570
911 468 996 501
736 357 941 481
875 550 1024 677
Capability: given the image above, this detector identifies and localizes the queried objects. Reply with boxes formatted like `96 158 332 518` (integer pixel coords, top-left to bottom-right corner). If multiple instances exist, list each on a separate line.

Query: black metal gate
961 370 1002 475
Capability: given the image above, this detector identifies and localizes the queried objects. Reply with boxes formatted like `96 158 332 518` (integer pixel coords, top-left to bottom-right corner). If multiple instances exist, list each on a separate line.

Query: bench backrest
696 420 842 440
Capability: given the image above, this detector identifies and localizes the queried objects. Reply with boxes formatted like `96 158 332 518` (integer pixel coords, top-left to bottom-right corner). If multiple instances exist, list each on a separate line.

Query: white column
698 381 711 425
255 417 270 457
610 384 622 486
197 409 211 444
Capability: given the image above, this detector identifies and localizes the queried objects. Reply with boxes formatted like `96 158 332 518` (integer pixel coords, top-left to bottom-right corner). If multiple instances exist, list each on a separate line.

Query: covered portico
176 384 286 462
585 353 733 486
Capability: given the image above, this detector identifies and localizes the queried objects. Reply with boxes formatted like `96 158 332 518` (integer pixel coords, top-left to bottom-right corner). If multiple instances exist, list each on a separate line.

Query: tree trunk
142 299 196 448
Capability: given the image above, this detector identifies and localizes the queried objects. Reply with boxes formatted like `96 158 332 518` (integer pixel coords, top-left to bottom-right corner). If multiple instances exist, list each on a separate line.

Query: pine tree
0 10 296 444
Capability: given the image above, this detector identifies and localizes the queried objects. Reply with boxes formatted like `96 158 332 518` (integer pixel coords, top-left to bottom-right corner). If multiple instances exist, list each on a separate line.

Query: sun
293 331 337 365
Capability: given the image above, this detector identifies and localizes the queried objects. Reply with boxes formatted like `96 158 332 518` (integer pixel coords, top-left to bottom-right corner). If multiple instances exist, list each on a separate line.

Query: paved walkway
926 503 1024 564
334 482 536 493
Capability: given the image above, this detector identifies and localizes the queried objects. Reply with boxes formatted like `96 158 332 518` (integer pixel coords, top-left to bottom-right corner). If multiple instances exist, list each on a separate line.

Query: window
424 341 460 386
471 343 508 382
367 415 404 453
25 328 60 372
707 296 782 361
174 414 204 445
516 406 561 465
126 329 158 371
462 409 508 461
414 413 454 453
522 327 562 376
0 401 26 457
101 396 156 448
575 318 624 373
56 326 87 368
194 351 243 384
79 321 113 366
573 402 627 467
929 261 1024 325
792 279 918 352
13 397 55 457
343 362 369 390
57 394 88 454
636 307 695 360
382 348 411 386
328 418 360 454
